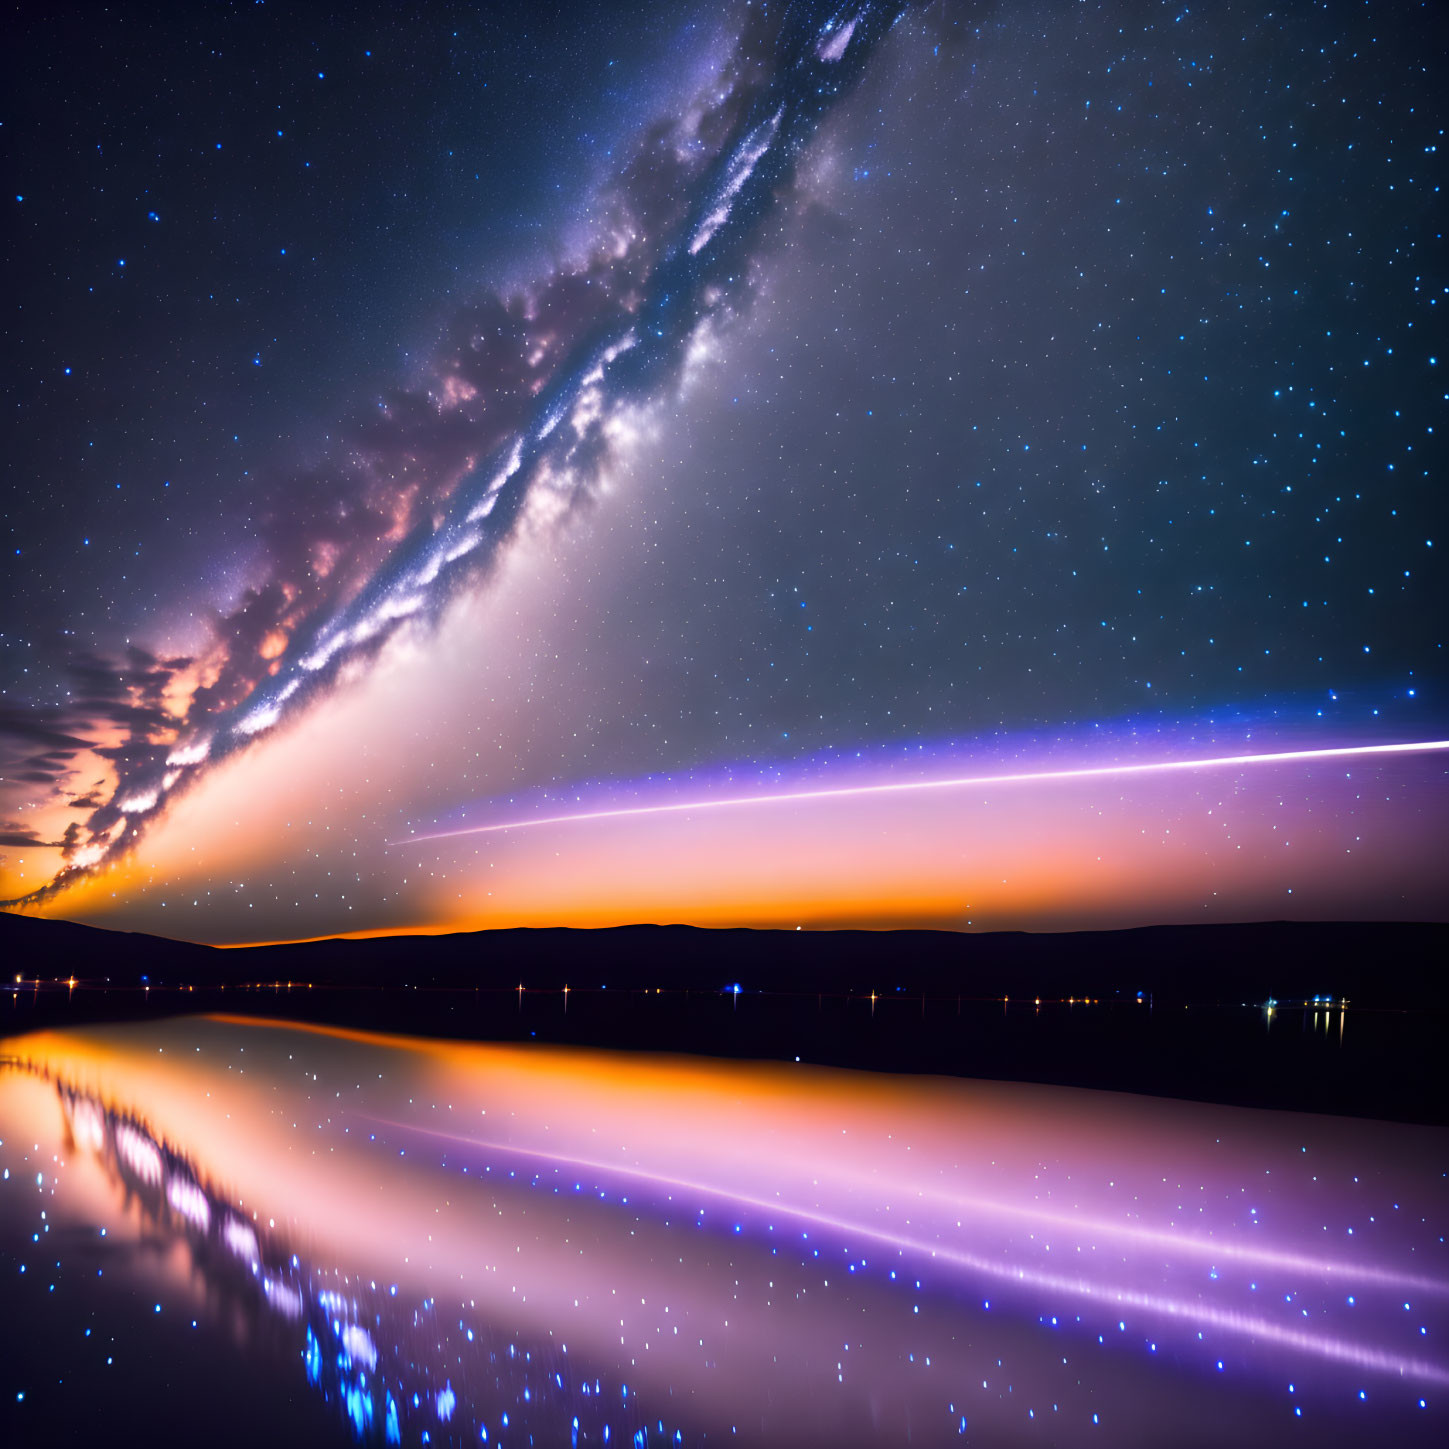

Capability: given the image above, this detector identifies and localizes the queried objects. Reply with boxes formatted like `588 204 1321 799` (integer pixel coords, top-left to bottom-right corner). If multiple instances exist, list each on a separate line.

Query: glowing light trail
363 1115 1449 1299
9 1016 1446 1438
390 738 1449 846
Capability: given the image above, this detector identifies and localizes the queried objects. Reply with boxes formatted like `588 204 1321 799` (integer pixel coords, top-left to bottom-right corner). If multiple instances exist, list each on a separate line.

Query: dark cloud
0 705 94 753
0 821 60 849
0 648 194 860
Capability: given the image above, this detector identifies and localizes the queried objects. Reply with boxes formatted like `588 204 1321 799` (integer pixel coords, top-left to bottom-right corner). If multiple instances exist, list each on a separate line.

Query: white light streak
364 1115 1449 1387
341 1323 378 1370
465 440 525 523
166 737 211 767
690 107 783 255
817 15 860 63
233 701 282 738
223 1215 260 1264
168 1173 212 1231
115 1122 164 1185
389 739 1449 846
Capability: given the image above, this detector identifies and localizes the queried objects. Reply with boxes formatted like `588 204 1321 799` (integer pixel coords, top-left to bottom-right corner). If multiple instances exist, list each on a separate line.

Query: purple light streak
390 738 1449 846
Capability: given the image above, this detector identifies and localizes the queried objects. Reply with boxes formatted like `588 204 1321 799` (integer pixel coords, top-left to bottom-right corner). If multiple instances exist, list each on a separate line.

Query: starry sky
2 0 1445 943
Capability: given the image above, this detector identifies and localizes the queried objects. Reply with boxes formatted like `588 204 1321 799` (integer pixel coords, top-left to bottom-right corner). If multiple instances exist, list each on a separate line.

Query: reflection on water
1 1016 1446 1446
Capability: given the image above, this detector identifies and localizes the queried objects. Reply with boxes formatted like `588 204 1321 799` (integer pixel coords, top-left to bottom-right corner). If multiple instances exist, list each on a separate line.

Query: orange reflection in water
4 1013 1448 1447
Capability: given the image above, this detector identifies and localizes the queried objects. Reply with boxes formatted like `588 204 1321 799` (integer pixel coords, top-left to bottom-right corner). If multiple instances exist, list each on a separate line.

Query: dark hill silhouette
2 912 1444 1004
3 913 1445 1122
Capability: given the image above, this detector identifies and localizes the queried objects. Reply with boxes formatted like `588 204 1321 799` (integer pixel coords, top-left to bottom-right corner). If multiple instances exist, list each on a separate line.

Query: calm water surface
2 1014 1446 1446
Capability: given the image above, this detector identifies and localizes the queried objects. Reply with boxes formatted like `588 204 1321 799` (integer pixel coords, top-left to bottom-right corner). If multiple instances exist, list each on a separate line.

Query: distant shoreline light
389 738 1449 846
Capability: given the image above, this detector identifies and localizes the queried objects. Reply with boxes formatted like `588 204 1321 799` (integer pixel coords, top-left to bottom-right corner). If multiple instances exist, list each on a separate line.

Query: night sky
2 0 1445 943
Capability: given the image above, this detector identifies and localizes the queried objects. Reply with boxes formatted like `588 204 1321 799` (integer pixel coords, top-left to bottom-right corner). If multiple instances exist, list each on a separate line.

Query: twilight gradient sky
2 1 1446 943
